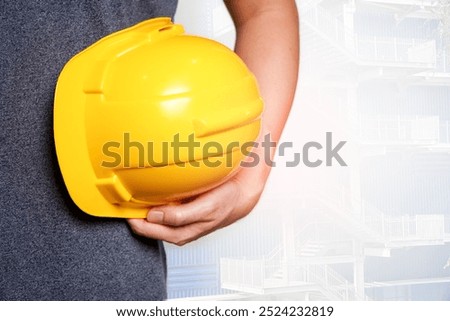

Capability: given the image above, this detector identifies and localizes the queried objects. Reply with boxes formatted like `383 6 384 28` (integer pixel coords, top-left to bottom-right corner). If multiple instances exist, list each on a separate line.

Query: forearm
225 0 299 142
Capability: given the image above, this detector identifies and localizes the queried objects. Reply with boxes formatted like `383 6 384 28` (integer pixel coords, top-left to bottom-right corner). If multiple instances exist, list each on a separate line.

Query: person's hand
127 142 271 246
128 0 299 245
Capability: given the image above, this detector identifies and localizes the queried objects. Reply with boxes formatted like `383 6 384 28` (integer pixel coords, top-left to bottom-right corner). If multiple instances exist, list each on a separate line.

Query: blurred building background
168 0 450 300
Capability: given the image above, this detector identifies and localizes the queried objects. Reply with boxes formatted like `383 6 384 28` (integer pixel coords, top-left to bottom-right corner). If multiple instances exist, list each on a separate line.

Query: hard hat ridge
54 18 263 218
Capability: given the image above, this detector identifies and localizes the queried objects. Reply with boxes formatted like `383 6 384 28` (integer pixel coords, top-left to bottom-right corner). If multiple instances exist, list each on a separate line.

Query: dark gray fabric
0 0 178 300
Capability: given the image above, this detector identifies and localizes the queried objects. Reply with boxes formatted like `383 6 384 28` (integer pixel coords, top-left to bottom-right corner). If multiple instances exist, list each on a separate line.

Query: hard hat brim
54 48 151 218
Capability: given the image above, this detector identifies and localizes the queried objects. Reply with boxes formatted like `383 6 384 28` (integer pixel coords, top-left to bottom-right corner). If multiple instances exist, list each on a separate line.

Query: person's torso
0 0 177 300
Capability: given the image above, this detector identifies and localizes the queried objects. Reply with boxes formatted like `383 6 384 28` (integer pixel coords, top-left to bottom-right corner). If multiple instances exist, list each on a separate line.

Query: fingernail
148 210 164 223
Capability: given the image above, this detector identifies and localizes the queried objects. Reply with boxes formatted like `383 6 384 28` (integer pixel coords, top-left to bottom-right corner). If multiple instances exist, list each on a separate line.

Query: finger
127 219 210 246
146 181 239 227
145 197 216 227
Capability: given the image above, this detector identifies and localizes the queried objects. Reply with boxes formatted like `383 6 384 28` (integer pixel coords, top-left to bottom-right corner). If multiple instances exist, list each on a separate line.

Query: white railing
300 264 351 300
306 186 448 244
263 247 284 282
220 258 357 300
359 116 441 144
302 5 437 67
260 220 346 281
302 5 356 56
356 36 436 66
366 214 446 242
348 189 447 243
305 187 384 241
361 0 437 6
260 220 335 281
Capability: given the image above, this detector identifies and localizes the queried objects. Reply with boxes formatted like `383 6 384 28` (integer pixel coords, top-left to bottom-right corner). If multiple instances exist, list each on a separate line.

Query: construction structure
168 0 450 300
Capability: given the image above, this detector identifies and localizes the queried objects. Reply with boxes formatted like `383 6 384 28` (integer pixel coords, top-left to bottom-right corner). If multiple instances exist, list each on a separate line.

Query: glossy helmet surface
54 18 263 218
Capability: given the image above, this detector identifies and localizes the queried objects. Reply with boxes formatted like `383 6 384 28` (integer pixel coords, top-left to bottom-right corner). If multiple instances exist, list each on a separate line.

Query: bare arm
226 0 299 142
128 0 299 245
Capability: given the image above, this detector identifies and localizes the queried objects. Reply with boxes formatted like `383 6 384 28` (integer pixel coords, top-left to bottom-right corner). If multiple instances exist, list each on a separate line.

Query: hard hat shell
54 18 263 218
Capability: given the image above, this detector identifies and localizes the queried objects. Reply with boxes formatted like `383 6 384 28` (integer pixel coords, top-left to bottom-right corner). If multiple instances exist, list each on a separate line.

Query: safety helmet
54 18 263 218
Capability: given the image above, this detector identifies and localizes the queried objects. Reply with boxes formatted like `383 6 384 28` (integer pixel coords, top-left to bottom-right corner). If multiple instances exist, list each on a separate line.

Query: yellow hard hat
54 18 263 218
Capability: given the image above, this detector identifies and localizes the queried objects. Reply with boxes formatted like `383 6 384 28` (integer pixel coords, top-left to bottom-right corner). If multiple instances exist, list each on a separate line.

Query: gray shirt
0 0 178 300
